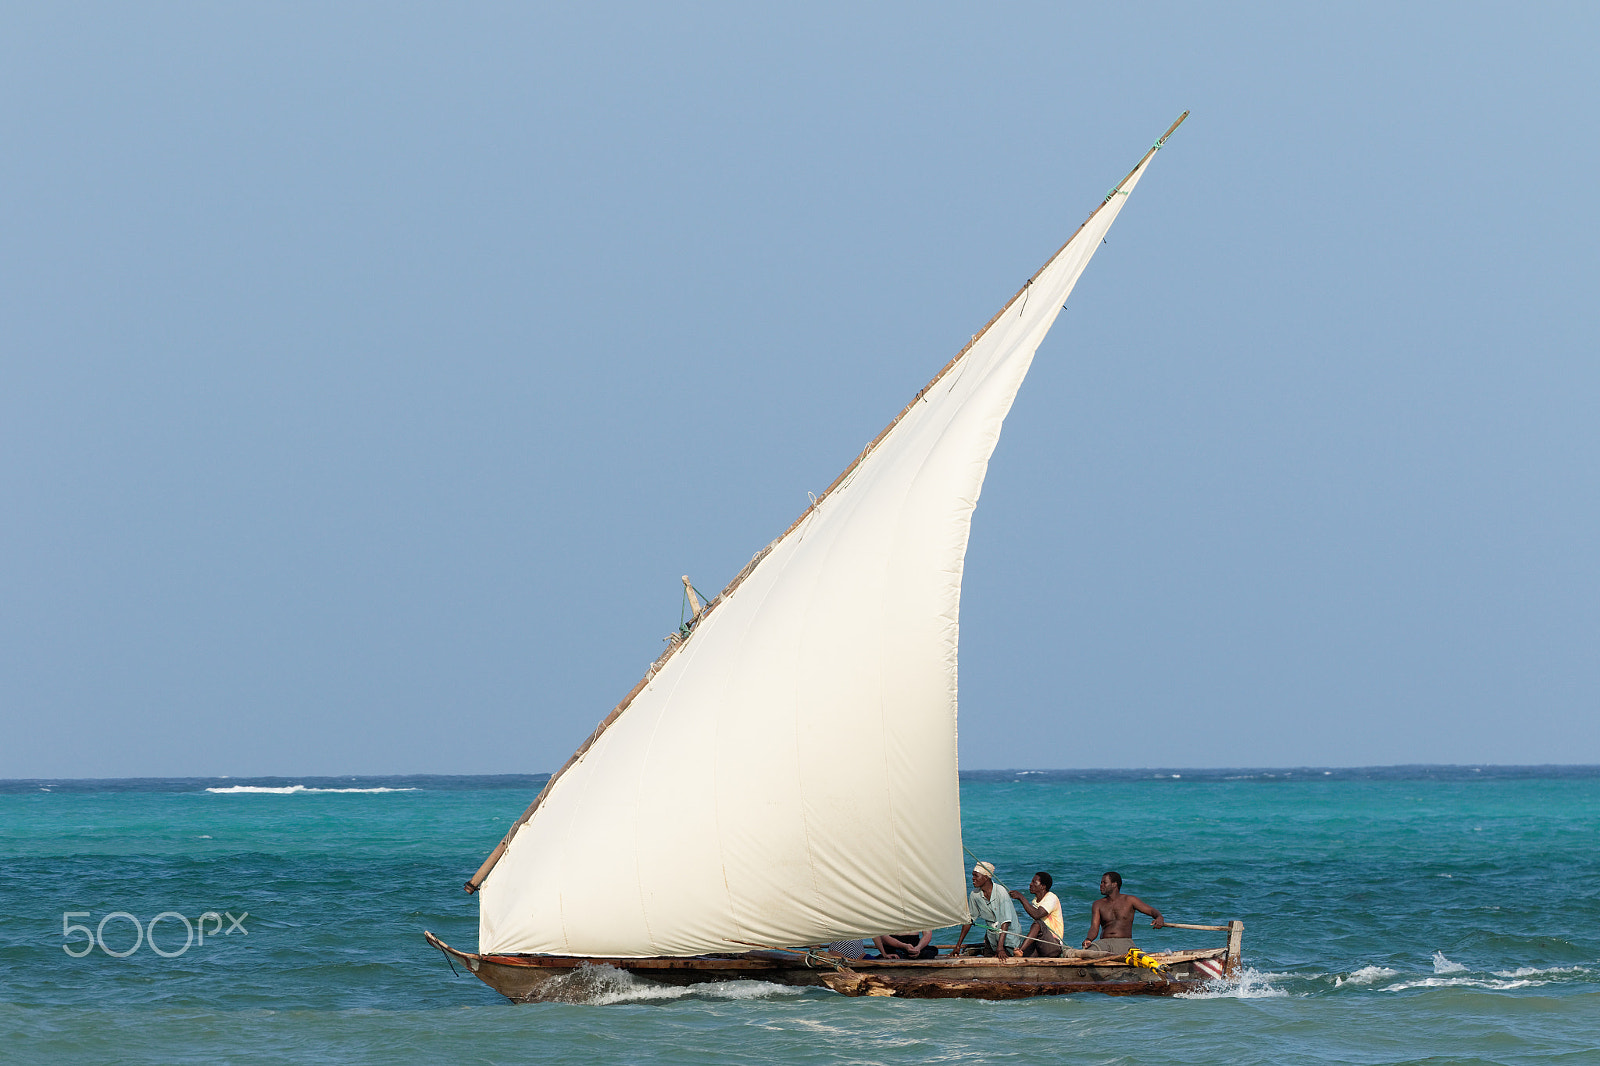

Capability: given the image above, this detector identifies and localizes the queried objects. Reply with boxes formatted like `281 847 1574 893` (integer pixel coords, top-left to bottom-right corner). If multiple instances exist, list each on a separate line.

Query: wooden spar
1161 922 1231 932
463 112 1192 894
681 576 704 617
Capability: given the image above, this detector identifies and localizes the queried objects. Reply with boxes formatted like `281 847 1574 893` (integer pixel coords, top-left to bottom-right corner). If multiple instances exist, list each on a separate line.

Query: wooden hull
424 931 1237 1001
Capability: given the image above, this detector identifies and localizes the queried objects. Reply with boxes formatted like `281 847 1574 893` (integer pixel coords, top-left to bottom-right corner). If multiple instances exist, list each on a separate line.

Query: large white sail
478 138 1173 957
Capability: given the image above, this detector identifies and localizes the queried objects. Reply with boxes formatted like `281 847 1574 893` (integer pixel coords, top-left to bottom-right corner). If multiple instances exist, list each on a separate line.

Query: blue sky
2 3 1596 776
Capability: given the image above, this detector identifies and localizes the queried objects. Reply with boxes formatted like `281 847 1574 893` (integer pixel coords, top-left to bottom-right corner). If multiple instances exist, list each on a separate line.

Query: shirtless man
1062 871 1164 957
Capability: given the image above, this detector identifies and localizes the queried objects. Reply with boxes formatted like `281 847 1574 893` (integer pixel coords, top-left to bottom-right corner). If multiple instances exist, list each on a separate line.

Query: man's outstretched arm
1129 895 1165 929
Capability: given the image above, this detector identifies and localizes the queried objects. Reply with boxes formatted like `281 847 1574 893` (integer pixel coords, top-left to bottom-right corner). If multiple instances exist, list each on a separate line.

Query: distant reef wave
204 785 418 794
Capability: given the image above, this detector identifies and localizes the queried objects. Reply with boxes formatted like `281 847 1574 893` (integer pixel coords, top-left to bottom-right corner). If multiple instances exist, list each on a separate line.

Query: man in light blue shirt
952 860 1020 957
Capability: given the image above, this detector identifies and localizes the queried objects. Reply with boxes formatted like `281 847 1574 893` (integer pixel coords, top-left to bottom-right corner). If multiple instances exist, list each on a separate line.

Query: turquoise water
2 768 1597 1064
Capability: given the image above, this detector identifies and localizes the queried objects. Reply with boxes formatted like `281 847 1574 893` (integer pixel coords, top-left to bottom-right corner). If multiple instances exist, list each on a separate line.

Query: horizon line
5 761 1600 785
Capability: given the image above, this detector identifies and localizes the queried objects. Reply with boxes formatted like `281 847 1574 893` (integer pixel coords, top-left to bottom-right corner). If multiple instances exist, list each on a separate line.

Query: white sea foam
671 979 804 1002
1380 962 1593 992
1334 965 1398 987
205 785 419 794
1175 967 1289 999
524 963 804 1005
1382 976 1537 992
1493 965 1589 979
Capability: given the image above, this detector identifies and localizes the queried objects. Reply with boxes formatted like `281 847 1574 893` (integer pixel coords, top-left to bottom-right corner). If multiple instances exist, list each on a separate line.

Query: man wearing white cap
951 861 1020 958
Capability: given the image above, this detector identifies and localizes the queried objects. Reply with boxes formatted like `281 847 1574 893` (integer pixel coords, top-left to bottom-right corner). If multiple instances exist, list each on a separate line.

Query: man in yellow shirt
1008 871 1064 957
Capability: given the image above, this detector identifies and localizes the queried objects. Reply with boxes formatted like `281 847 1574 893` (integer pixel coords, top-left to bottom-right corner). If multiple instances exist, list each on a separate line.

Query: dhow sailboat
426 112 1245 1000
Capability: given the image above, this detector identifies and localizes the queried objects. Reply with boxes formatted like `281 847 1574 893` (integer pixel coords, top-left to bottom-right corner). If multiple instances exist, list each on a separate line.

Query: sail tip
1156 111 1191 148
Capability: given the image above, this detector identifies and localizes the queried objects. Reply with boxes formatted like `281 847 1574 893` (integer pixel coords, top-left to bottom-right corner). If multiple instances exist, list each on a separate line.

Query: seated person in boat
872 930 937 959
1008 871 1065 957
1061 870 1164 957
951 861 1020 957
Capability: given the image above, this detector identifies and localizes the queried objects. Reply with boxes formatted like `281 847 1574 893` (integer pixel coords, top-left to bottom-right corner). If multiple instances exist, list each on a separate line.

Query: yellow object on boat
1124 948 1165 972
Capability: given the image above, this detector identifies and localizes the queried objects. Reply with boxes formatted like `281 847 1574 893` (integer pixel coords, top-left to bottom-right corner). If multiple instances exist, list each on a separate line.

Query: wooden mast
464 113 1190 893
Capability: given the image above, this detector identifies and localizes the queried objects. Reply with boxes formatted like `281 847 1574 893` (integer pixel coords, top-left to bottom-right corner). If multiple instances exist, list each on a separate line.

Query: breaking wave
1383 976 1539 992
522 964 806 1006
1494 964 1588 979
1334 965 1399 987
205 785 419 794
1380 962 1594 993
1321 958 1595 994
1175 967 1290 999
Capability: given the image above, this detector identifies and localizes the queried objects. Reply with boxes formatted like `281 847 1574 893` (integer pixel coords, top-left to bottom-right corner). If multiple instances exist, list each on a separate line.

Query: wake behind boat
429 112 1244 1001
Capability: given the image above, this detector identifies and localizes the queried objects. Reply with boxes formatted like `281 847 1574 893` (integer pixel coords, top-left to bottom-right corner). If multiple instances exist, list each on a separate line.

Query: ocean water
2 767 1596 1065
